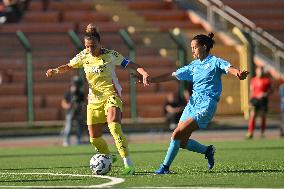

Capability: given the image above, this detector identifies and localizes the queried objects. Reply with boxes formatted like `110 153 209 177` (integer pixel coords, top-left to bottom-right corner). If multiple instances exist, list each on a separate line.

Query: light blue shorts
179 95 217 129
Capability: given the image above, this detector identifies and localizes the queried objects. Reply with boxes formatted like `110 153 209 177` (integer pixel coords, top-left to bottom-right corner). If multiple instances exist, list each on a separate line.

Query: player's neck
92 48 102 57
200 53 209 61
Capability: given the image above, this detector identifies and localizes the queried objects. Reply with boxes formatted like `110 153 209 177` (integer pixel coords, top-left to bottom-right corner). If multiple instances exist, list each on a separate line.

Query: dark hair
84 23 101 42
71 76 82 87
192 32 215 52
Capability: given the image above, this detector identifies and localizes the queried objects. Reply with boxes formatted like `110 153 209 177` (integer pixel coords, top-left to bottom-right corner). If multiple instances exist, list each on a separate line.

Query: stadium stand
0 0 281 125
221 0 284 42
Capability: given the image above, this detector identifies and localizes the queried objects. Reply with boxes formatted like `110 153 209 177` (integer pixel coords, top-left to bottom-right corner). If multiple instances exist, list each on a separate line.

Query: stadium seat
49 1 95 11
126 1 173 10
0 95 42 109
0 83 25 95
0 22 75 33
0 109 27 122
63 11 111 23
34 108 60 121
22 11 59 23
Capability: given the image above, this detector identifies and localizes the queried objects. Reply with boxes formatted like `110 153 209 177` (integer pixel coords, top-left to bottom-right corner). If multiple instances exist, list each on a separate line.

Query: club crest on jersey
92 65 106 73
204 63 210 69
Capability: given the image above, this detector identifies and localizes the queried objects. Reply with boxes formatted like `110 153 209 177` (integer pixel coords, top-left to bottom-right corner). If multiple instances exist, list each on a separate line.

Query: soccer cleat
205 145 215 170
123 166 135 175
246 133 253 139
154 164 170 174
111 154 117 163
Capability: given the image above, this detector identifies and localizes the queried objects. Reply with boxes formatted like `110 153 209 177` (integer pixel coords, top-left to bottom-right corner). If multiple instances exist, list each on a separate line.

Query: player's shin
163 139 181 167
108 122 134 174
90 137 110 155
185 139 207 154
108 122 131 162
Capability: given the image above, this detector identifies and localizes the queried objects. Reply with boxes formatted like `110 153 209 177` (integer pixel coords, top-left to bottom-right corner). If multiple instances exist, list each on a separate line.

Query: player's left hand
237 70 249 80
130 73 142 84
130 73 150 86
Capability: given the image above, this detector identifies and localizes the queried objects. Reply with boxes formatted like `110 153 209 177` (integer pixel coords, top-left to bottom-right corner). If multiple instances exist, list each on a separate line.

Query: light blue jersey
175 55 231 128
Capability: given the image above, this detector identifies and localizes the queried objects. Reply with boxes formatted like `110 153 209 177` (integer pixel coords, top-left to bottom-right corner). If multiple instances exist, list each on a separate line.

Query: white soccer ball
90 154 112 175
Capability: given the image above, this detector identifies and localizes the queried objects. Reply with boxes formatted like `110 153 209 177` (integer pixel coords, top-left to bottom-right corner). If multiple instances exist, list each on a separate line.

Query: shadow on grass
0 152 92 159
222 146 284 151
0 164 123 171
211 169 284 174
133 171 155 175
0 149 165 159
0 165 89 171
133 171 178 176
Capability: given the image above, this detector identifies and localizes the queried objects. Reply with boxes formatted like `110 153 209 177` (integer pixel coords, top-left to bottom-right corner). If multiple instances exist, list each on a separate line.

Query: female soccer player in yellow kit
46 23 150 175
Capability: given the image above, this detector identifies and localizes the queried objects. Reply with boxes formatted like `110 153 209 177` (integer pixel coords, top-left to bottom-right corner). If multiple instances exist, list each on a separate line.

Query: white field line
0 172 124 188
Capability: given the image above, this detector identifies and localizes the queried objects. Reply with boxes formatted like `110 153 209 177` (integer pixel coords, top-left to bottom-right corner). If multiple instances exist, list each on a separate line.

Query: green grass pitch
0 139 283 188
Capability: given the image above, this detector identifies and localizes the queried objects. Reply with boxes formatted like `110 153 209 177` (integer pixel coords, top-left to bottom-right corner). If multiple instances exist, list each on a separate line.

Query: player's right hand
237 70 249 80
46 69 55 77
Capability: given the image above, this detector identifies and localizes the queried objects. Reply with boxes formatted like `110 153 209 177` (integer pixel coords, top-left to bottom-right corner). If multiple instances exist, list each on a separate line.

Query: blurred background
0 0 283 144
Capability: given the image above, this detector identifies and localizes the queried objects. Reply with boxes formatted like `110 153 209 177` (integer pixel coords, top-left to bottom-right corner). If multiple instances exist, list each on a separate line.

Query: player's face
191 40 207 60
85 39 101 56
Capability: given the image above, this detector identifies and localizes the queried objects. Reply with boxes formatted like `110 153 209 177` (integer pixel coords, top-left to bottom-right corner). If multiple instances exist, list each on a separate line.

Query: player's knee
107 107 121 123
89 137 98 145
172 130 182 140
180 141 187 149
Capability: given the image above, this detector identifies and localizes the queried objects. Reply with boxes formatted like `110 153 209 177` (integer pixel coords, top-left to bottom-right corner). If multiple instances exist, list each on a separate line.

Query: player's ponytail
208 32 214 39
85 23 101 42
192 32 215 52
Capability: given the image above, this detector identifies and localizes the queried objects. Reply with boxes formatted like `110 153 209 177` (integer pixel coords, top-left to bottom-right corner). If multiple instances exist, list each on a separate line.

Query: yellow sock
108 122 129 158
90 137 110 155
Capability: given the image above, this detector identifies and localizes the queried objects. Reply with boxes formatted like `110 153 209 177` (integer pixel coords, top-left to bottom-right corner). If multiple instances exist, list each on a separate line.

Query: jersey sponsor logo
92 65 107 73
111 51 119 57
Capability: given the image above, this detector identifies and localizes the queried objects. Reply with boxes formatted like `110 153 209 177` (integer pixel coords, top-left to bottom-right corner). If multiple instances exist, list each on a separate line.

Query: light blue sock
185 139 207 154
162 139 181 167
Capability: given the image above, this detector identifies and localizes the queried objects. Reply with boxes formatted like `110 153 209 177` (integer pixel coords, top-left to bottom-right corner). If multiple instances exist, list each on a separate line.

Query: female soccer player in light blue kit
145 33 249 174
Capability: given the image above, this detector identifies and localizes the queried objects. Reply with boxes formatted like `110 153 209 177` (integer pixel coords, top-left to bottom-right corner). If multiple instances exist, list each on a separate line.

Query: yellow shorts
87 95 123 125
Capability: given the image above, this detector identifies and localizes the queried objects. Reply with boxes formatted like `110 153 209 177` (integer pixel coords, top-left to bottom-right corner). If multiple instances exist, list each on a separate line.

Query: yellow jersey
68 48 130 108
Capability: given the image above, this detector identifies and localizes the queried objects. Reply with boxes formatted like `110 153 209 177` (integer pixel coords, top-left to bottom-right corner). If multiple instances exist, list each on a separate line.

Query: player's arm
228 66 249 80
61 98 71 110
127 61 150 86
263 77 273 98
249 80 254 98
46 64 72 77
132 71 176 84
151 72 176 83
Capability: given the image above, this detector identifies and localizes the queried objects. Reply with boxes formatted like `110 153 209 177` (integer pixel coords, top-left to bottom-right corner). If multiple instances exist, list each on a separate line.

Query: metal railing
191 0 284 77
119 29 137 119
169 29 188 100
232 27 253 119
67 29 85 81
16 30 34 123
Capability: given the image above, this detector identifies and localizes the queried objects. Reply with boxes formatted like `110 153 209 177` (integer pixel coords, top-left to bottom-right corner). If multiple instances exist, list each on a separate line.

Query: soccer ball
90 154 112 175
